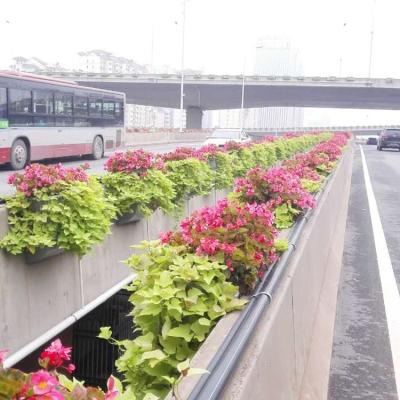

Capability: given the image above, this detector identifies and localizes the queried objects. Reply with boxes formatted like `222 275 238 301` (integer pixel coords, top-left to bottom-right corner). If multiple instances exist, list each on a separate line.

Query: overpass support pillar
186 107 203 129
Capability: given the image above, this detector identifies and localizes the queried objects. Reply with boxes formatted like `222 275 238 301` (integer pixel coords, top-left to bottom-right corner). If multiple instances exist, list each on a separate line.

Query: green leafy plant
165 159 214 205
209 152 235 190
101 242 246 399
230 147 256 177
301 178 322 194
248 142 277 169
0 177 115 256
274 238 289 253
274 203 301 229
102 169 176 217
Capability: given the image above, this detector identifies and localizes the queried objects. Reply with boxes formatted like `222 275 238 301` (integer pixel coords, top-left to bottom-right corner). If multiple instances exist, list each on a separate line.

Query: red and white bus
0 71 125 169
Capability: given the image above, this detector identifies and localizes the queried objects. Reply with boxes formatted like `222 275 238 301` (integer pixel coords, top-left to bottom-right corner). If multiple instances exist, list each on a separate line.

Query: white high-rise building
252 37 304 129
213 37 304 130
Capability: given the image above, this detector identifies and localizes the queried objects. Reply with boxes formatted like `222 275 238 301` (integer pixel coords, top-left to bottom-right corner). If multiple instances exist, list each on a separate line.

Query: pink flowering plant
0 165 115 256
159 146 205 162
102 149 175 218
161 198 278 294
104 149 164 174
7 163 89 198
233 166 315 229
0 339 126 399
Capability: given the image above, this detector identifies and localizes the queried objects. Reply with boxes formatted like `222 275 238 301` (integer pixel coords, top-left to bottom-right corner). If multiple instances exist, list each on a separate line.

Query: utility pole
179 0 186 132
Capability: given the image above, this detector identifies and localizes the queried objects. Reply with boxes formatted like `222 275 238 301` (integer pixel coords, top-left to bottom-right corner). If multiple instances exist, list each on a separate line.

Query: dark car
367 137 378 145
377 129 400 151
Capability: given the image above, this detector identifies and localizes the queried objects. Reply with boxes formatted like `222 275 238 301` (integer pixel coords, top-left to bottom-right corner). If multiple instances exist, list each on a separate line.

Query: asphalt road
0 141 203 196
329 144 399 399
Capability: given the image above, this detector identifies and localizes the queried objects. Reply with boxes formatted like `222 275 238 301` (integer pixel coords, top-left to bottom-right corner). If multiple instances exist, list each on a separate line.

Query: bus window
0 88 6 119
33 90 54 114
73 118 89 127
103 100 115 118
115 101 124 126
9 89 32 114
55 93 73 115
74 96 88 117
9 115 33 127
89 98 102 117
34 116 55 127
55 117 73 127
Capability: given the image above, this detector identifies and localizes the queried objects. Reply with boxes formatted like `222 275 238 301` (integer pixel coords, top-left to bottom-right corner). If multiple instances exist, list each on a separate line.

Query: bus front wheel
10 139 29 170
90 136 104 160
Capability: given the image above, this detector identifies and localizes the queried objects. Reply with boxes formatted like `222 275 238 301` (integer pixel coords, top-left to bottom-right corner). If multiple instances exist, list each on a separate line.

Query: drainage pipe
188 184 329 400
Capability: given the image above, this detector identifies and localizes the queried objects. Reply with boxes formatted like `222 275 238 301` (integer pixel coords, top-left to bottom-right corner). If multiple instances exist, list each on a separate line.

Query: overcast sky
2 0 400 125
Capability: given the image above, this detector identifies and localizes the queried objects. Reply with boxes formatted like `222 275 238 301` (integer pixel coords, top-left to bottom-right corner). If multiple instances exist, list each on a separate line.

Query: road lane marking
360 145 400 397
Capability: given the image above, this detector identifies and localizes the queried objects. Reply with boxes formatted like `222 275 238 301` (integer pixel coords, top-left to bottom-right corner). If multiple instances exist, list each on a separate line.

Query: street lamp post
367 0 376 81
239 56 246 131
179 0 187 133
240 74 245 130
338 22 347 77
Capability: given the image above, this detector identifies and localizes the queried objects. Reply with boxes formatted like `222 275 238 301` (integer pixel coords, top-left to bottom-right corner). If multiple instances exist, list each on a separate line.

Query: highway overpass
40 72 400 128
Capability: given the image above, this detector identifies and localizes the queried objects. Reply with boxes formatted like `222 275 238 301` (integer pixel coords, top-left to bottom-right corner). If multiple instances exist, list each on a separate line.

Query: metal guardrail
37 71 400 87
187 172 334 400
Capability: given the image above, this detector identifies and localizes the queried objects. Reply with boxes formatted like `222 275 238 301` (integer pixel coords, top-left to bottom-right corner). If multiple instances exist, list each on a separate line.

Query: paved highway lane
329 144 400 399
0 141 203 196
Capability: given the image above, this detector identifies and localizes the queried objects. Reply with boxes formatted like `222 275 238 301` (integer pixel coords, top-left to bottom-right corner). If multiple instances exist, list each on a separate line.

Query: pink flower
105 376 119 400
199 237 220 255
40 339 71 368
220 243 236 255
8 163 89 197
160 230 173 244
104 149 157 173
31 370 58 395
66 363 75 373
0 349 8 364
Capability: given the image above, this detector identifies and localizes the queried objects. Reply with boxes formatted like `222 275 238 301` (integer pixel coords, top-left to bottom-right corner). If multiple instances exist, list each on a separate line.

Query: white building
125 104 184 129
252 37 304 129
77 50 147 74
10 57 67 73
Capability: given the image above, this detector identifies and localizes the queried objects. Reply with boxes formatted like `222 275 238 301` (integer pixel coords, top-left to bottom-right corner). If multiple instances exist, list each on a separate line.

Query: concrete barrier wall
0 190 228 356
172 148 353 400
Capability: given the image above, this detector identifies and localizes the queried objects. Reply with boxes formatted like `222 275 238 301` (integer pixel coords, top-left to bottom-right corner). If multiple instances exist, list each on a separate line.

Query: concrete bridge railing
0 189 230 366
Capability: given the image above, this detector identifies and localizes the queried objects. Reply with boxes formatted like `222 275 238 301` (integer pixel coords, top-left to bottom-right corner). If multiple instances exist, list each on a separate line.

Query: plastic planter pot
115 210 144 225
25 247 65 264
29 199 46 212
208 158 217 170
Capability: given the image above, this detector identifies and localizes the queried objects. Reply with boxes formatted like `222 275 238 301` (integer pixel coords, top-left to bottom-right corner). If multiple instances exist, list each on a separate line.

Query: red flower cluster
223 141 244 152
283 133 348 178
160 146 205 162
105 149 163 173
161 198 278 293
0 339 121 399
39 339 75 373
282 157 321 181
8 163 89 197
196 144 225 157
234 166 316 210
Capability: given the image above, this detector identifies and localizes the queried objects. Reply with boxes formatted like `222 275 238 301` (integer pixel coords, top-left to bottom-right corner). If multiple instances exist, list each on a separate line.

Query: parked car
203 129 252 147
377 129 400 151
366 137 378 145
